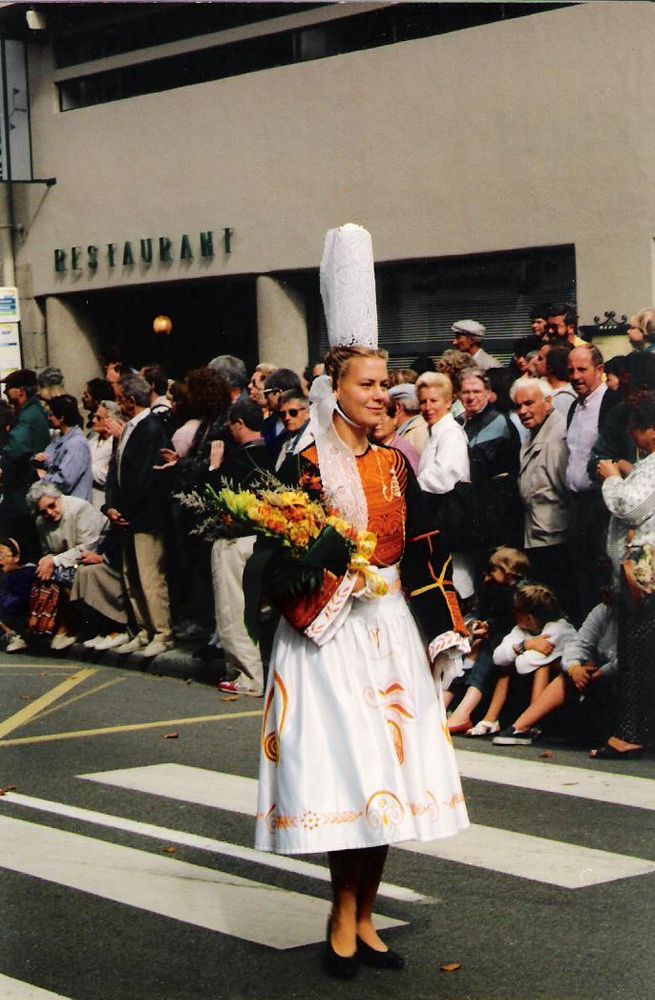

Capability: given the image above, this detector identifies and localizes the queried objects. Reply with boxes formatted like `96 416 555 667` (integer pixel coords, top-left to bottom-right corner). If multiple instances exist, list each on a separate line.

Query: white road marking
455 749 655 812
0 815 404 950
80 763 655 888
396 825 655 888
0 975 72 1000
2 791 430 904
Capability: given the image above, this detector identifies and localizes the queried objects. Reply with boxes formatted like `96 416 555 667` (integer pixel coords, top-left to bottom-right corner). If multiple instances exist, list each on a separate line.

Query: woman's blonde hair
630 309 655 343
415 371 453 403
324 345 388 387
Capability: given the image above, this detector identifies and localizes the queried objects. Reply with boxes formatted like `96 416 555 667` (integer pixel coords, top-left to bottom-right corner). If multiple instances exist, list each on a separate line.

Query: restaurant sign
54 228 233 274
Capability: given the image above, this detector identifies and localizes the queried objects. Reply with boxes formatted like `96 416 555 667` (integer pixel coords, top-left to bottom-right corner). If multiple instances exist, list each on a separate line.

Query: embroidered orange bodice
300 443 408 568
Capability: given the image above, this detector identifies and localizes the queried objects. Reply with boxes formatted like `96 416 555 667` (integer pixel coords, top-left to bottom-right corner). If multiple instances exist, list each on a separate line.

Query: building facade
1 1 654 392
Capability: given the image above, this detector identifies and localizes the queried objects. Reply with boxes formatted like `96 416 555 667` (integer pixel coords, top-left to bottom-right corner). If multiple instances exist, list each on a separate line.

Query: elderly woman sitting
25 481 107 650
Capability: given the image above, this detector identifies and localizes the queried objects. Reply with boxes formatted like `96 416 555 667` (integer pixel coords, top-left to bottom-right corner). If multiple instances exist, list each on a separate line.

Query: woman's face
335 356 389 430
628 326 646 350
606 372 620 392
37 495 63 524
418 386 450 426
93 405 110 438
371 408 397 443
0 544 19 573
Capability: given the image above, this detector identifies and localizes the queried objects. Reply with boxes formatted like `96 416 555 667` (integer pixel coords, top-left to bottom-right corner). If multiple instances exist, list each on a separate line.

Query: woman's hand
106 507 129 528
597 459 621 480
33 452 47 464
36 555 55 580
79 550 104 565
154 447 179 471
104 417 125 440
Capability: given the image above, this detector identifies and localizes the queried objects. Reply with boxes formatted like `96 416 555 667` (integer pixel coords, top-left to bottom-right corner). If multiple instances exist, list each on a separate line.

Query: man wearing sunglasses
275 390 311 470
261 368 303 450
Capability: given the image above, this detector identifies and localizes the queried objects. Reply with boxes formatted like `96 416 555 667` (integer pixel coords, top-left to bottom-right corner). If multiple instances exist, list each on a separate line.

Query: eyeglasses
280 408 307 418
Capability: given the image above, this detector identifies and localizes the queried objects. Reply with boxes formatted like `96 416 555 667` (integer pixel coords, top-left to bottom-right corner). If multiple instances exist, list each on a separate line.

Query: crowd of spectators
0 304 653 756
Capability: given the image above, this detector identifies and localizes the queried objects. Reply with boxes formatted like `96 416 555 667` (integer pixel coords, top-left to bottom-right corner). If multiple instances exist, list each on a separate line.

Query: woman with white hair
415 371 474 600
25 481 106 649
88 398 122 510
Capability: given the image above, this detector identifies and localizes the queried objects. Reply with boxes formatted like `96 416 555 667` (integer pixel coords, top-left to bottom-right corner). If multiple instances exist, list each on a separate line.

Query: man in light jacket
510 376 572 614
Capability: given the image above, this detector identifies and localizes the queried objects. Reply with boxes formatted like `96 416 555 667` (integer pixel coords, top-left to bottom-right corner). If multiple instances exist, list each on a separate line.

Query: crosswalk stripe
455 749 655 812
0 815 404 950
396 825 655 888
2 791 430 904
0 974 72 1000
80 763 655 889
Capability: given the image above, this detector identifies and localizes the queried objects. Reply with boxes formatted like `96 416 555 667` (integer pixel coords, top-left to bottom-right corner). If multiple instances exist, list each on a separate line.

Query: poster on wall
0 323 22 381
0 288 22 380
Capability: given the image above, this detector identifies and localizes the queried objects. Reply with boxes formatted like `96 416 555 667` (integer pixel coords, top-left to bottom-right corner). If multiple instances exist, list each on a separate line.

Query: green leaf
242 537 279 645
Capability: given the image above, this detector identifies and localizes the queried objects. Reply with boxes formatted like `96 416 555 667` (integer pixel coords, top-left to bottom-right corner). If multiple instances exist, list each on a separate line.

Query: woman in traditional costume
254 226 470 977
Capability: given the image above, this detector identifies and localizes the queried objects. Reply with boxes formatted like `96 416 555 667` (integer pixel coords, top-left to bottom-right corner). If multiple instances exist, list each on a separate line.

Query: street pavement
1 652 654 1000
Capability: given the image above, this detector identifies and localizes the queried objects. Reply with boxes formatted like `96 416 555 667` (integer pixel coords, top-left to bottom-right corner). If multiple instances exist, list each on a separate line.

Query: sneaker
51 634 77 651
83 635 104 649
6 635 27 653
141 638 174 658
217 680 263 697
94 632 131 651
466 720 500 737
116 634 149 655
493 726 535 746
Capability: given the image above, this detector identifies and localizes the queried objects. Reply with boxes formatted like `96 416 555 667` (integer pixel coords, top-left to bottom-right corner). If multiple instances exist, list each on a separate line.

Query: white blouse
417 411 470 495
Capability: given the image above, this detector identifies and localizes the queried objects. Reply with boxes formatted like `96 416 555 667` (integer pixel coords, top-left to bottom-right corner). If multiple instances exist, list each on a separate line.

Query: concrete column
256 275 308 374
44 295 102 399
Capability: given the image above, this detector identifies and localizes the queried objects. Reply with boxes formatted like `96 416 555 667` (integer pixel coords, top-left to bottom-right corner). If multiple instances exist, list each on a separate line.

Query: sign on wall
0 287 22 380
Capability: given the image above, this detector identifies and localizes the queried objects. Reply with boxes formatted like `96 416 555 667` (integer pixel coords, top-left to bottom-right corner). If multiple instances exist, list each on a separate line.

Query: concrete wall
14 2 655 330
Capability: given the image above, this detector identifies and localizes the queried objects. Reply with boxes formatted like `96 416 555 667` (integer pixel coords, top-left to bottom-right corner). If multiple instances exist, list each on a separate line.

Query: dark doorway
69 275 258 379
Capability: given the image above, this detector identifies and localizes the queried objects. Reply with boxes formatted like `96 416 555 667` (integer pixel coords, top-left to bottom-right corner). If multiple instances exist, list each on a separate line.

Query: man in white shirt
565 346 617 623
451 319 502 372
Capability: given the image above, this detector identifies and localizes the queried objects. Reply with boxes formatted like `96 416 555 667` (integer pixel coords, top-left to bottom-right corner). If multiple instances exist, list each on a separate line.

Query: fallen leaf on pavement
163 846 177 854
19 695 32 701
440 962 462 973
539 751 554 759
0 785 17 796
162 732 179 739
220 695 239 702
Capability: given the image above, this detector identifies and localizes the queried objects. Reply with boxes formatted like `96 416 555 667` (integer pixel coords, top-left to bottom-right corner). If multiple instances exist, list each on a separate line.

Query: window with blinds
316 244 576 367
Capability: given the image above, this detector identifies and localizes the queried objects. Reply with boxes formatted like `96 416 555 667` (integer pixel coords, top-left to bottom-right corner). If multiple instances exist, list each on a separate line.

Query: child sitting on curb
445 546 530 735
466 583 576 738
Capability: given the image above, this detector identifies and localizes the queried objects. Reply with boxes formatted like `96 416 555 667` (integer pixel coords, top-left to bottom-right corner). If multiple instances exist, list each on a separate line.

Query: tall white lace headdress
309 224 379 530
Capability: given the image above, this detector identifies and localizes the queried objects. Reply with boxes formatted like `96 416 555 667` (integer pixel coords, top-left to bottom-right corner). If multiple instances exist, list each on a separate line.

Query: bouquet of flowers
179 476 387 641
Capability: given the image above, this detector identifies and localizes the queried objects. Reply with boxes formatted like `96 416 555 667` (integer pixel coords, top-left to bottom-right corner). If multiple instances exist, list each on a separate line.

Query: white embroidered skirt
255 567 469 855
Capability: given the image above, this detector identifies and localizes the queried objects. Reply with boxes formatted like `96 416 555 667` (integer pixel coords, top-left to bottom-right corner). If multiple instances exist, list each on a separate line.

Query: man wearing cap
0 369 51 558
451 320 502 372
388 383 429 454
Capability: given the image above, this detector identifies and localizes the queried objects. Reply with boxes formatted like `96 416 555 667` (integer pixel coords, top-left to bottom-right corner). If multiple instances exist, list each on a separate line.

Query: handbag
26 581 61 635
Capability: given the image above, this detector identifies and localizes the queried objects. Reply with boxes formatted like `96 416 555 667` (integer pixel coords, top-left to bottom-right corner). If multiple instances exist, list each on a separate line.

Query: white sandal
466 720 500 737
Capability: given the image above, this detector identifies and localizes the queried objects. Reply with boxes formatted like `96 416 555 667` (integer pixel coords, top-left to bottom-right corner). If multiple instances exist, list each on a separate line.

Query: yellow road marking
0 709 263 746
0 662 81 669
0 668 98 739
24 677 127 724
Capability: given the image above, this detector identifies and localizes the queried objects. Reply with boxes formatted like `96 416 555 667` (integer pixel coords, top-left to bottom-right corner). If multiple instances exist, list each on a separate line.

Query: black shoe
590 744 643 761
325 919 358 979
356 936 405 970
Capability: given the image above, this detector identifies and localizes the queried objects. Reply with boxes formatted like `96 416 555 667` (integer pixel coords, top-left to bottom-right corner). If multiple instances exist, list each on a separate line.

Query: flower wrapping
178 477 388 642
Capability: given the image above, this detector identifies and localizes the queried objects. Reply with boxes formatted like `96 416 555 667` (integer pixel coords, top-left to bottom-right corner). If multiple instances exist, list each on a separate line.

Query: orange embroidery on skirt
261 671 288 765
